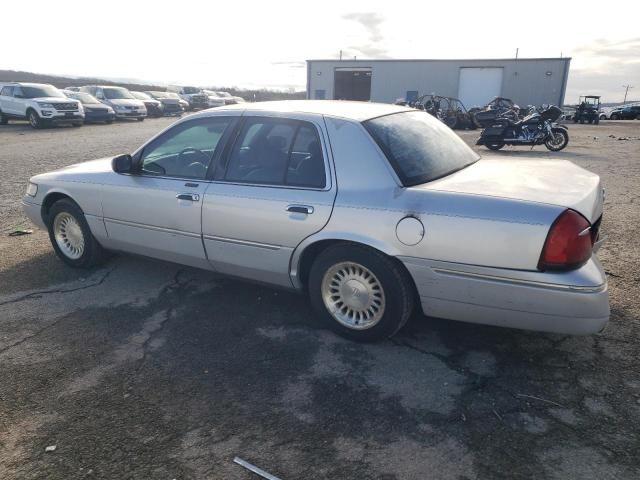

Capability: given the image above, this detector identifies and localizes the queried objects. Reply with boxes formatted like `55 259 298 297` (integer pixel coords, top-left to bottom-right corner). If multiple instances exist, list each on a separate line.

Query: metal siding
307 59 570 107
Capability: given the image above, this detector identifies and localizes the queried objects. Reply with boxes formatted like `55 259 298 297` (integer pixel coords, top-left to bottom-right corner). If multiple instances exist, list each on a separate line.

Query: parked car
0 82 84 128
145 91 184 116
614 105 640 120
21 101 608 341
63 90 115 124
215 91 245 104
607 106 627 120
164 92 190 112
130 91 164 117
167 85 209 110
202 90 226 108
79 85 146 121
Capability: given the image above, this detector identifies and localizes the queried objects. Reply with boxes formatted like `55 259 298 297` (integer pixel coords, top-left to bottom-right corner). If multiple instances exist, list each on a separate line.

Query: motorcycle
476 105 569 152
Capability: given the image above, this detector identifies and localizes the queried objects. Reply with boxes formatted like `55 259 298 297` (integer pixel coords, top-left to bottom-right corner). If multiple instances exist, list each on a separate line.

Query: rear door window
224 118 326 188
0 86 13 97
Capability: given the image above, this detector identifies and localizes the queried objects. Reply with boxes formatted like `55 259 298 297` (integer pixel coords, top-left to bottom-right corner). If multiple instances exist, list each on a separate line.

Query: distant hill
0 70 306 101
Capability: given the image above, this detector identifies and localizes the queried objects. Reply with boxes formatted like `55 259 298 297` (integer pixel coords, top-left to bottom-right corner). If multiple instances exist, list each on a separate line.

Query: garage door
334 69 372 101
458 67 503 109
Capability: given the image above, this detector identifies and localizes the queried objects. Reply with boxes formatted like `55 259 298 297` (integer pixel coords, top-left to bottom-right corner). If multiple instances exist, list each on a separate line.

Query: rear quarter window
364 111 479 186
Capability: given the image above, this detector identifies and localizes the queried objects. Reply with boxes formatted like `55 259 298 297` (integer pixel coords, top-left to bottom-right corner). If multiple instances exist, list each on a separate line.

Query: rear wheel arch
295 239 419 303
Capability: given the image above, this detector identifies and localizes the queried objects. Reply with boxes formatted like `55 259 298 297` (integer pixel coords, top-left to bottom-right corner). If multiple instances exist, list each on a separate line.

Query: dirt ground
0 117 639 480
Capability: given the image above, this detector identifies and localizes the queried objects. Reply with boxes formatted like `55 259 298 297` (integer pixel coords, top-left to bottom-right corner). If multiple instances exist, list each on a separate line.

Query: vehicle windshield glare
22 85 66 98
364 111 480 186
103 87 135 100
147 91 169 99
131 92 152 100
69 92 99 104
165 92 181 99
183 87 201 94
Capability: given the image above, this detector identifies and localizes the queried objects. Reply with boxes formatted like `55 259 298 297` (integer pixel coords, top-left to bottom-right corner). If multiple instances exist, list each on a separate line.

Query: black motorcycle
476 105 569 152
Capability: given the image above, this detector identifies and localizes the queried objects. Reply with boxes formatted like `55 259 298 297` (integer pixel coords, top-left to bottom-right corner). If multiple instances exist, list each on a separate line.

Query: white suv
0 83 84 128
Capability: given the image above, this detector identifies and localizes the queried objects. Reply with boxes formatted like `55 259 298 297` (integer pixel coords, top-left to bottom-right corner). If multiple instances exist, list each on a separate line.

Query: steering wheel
178 147 209 176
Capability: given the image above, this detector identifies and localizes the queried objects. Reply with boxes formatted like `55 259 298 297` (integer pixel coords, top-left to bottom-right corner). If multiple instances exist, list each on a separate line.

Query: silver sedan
22 101 609 341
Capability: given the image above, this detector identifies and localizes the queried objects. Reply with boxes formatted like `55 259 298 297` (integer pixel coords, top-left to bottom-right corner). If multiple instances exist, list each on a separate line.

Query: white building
306 58 571 108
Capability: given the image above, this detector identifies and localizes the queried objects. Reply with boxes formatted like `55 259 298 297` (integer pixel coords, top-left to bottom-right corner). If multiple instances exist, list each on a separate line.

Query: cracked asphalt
1 118 639 479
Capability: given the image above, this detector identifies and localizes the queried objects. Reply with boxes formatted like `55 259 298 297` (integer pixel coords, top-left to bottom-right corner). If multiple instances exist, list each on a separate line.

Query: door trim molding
104 217 201 238
203 234 281 251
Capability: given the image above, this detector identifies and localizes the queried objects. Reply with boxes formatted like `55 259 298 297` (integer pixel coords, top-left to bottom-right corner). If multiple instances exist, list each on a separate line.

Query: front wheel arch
41 192 74 225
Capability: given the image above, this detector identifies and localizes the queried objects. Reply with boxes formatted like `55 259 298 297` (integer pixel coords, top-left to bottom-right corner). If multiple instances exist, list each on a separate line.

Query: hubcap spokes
53 213 85 260
321 262 385 330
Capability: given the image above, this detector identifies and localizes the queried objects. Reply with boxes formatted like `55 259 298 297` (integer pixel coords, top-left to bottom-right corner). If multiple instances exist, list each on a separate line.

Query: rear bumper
400 257 610 335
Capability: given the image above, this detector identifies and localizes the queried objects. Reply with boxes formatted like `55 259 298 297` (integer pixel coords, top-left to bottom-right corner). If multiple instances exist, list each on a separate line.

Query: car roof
4 82 54 87
208 100 412 121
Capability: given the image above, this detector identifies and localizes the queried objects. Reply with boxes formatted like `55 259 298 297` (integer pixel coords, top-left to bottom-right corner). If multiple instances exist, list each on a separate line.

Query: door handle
176 193 200 202
287 205 314 214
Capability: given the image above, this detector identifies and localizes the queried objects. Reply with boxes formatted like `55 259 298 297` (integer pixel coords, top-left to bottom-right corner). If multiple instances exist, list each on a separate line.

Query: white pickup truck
0 82 84 128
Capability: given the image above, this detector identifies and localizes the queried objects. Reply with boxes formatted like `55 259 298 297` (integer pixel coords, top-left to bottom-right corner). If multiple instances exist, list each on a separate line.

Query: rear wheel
72 122 83 127
47 199 106 268
611 113 619 120
0 111 8 125
28 109 42 129
137 117 145 122
106 119 113 124
486 143 505 151
308 243 414 342
545 128 569 151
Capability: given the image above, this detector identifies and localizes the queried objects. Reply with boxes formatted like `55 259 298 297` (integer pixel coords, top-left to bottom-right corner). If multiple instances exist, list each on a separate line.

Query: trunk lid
417 157 603 223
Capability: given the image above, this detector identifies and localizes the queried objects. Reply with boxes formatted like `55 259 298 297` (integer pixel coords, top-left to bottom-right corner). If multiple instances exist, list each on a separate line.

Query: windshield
364 111 480 186
183 87 201 94
131 92 151 100
147 91 168 99
69 92 99 104
165 92 180 99
22 85 66 98
103 87 134 100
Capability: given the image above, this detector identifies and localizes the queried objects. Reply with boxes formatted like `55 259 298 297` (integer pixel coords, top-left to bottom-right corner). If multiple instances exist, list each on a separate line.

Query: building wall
307 58 571 108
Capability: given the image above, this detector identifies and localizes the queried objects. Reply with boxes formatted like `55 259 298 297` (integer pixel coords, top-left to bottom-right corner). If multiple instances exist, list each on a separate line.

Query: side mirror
112 154 134 174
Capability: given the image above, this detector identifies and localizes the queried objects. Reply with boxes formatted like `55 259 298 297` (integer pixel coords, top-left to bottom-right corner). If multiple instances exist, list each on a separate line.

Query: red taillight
538 209 593 271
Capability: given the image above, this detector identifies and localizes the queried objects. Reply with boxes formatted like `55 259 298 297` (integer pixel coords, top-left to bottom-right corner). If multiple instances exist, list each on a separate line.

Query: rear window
364 111 479 186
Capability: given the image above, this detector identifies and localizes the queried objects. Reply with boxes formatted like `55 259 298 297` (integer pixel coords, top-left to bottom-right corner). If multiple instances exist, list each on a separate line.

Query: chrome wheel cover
29 112 38 127
321 262 385 330
53 212 85 260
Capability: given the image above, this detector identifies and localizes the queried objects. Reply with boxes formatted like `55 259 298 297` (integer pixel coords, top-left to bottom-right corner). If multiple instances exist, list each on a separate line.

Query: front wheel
545 128 569 151
486 142 505 151
28 110 42 129
137 117 145 122
47 199 106 268
308 243 415 342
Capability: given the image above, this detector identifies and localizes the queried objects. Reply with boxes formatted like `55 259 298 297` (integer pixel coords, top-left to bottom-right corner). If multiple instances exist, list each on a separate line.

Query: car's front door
101 116 237 268
202 115 336 287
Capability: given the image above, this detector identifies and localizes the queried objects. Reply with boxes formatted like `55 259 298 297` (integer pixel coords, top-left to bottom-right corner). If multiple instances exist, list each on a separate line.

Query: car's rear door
202 114 336 287
101 115 238 268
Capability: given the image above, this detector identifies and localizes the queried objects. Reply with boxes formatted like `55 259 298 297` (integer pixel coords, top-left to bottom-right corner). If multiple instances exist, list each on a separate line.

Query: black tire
28 109 42 129
308 243 415 342
486 143 505 151
137 117 145 122
47 198 106 268
72 122 83 127
611 113 619 120
106 120 113 124
594 116 600 125
444 116 457 129
544 128 569 152
0 111 8 125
